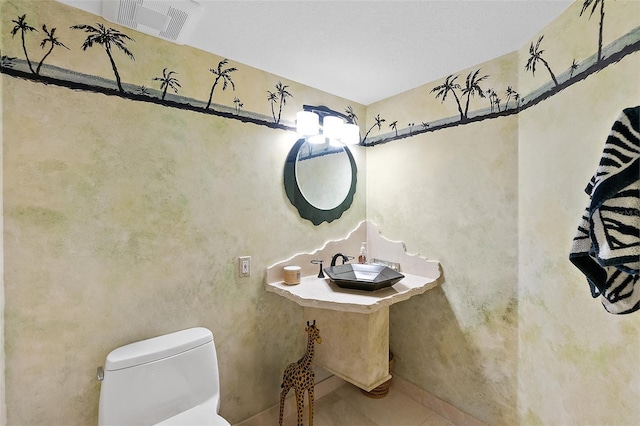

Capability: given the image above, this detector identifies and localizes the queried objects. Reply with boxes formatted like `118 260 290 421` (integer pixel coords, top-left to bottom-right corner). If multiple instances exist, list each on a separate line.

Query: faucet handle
311 259 325 278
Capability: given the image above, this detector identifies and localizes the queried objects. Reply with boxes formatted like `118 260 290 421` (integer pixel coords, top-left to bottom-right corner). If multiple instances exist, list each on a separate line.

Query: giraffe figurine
279 320 322 426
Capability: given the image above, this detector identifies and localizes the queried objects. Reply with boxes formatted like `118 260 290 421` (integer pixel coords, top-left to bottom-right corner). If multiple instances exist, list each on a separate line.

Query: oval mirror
284 138 357 225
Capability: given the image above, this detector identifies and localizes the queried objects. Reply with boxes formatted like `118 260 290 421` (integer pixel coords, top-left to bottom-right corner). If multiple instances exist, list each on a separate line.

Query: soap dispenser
358 242 367 264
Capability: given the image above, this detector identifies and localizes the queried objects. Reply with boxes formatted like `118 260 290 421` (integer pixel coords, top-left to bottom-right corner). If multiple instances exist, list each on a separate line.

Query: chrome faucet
330 253 350 267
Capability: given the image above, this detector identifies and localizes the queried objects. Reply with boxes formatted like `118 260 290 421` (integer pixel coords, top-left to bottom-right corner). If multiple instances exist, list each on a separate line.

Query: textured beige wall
1 77 366 425
367 94 519 425
1 86 5 423
364 41 521 426
518 43 640 426
518 2 640 423
1 1 366 424
365 2 640 425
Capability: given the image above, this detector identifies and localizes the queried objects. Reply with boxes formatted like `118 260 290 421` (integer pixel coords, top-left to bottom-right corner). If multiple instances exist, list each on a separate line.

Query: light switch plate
239 256 251 277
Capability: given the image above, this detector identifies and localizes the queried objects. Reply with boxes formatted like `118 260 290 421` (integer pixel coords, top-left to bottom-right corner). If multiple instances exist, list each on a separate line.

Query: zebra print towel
570 106 640 314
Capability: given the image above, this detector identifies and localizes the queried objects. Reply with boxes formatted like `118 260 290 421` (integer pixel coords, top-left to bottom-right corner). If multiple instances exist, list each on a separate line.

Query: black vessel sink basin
323 264 405 291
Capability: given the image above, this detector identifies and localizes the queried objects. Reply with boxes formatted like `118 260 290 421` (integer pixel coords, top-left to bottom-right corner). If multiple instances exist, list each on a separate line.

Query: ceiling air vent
101 0 203 45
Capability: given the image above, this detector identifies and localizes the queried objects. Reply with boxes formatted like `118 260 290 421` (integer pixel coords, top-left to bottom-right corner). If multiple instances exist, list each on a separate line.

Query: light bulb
341 123 360 145
323 116 343 140
296 111 319 136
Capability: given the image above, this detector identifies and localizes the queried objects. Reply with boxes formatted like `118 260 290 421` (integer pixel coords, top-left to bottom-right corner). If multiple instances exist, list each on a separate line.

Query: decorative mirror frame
284 138 357 225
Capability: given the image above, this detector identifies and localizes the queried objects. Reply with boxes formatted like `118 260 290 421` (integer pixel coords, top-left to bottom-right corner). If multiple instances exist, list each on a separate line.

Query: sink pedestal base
267 222 442 393
304 306 391 392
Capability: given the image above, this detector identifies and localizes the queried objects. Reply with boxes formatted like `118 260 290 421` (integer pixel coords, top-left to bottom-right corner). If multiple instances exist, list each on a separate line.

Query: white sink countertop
265 221 442 313
267 272 440 313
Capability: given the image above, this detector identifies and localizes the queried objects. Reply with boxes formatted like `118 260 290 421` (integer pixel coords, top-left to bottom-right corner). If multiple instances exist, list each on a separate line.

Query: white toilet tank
98 327 230 426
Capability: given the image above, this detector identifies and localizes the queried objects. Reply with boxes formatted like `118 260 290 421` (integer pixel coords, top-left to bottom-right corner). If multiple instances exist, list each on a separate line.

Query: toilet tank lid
105 327 213 371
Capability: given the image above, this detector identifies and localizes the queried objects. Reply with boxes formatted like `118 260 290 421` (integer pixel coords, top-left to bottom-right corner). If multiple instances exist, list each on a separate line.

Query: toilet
97 327 231 426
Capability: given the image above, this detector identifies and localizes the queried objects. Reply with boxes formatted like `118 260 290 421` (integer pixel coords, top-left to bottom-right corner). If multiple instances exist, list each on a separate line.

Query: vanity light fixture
296 105 360 145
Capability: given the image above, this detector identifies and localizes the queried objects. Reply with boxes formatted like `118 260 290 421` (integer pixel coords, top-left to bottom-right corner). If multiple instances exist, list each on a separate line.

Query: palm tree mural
580 0 606 62
494 96 502 112
267 91 278 122
486 88 496 112
36 25 69 75
430 74 465 121
11 14 38 74
504 86 517 110
389 120 398 136
266 82 292 124
206 58 237 110
569 59 579 78
525 35 558 87
275 81 292 124
361 114 386 144
71 23 135 93
345 105 358 125
153 68 180 100
233 97 243 114
461 69 488 118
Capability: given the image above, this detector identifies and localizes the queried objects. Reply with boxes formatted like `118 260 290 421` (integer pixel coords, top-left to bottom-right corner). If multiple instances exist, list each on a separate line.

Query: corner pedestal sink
265 221 442 392
324 263 405 291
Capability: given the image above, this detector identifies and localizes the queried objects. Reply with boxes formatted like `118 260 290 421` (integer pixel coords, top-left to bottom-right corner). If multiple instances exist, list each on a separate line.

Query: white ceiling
56 0 573 105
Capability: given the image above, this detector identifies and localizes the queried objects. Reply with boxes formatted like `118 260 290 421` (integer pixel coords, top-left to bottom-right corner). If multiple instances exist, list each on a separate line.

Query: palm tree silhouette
275 81 292 124
36 25 69 75
430 74 464 121
233 97 243 114
580 0 606 62
345 105 358 125
361 114 386 144
206 58 237 110
486 88 496 112
153 68 180 100
11 14 38 74
569 59 579 78
504 86 517 110
461 69 488 118
525 35 558 87
71 23 135 93
389 121 398 136
267 91 278 122
494 96 502 112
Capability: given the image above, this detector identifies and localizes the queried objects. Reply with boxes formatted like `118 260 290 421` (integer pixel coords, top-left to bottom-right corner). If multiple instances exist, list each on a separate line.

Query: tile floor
282 383 455 426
